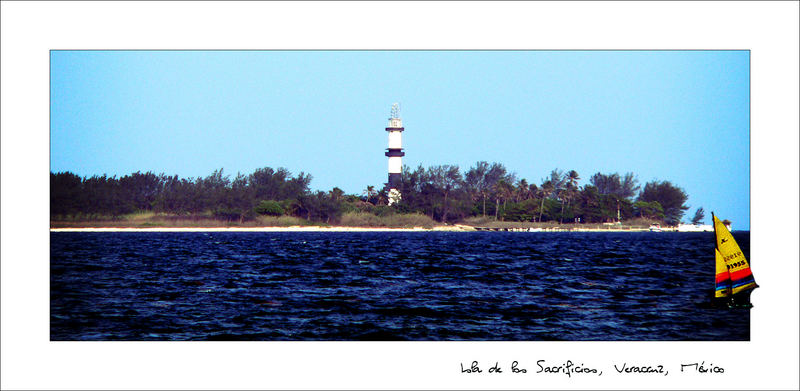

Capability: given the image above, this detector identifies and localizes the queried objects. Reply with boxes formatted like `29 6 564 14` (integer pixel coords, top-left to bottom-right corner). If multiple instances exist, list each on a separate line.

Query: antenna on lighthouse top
390 103 400 119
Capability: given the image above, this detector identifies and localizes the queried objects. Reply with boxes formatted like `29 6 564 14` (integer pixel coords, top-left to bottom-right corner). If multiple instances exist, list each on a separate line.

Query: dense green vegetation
51 162 691 226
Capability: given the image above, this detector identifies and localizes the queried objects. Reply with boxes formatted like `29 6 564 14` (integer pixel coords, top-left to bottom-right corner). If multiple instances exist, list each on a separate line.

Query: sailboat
712 212 757 307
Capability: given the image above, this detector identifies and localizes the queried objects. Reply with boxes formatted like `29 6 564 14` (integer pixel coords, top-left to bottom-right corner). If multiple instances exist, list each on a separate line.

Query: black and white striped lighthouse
385 103 404 205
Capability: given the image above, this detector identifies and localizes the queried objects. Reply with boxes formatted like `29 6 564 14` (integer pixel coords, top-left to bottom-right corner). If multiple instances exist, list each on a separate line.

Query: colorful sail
713 214 757 295
714 248 731 298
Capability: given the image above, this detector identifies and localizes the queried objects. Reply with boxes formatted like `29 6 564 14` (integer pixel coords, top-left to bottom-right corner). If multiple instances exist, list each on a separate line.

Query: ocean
50 231 751 340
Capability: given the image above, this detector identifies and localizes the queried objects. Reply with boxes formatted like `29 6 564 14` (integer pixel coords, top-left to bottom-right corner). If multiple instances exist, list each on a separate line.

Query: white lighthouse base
388 188 402 205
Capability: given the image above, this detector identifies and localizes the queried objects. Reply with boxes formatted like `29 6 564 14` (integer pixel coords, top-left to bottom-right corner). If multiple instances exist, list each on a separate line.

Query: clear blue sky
50 50 750 228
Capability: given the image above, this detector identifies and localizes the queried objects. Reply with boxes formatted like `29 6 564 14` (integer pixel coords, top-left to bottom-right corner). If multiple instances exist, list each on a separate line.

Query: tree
226 172 255 221
363 185 377 204
465 161 490 217
527 183 539 219
281 198 302 217
538 180 554 222
620 173 640 199
505 199 539 222
249 167 310 201
691 207 705 225
329 187 345 202
51 164 695 229
51 171 85 216
590 172 640 199
288 172 313 199
576 185 602 223
255 200 285 216
154 175 201 214
566 170 580 190
633 200 664 220
562 170 581 223
82 174 134 216
553 170 581 223
299 191 342 223
464 161 511 218
547 169 566 198
428 165 463 222
395 164 434 216
320 191 344 224
198 168 230 211
556 186 568 223
637 180 689 225
493 179 514 220
514 178 531 202
119 171 162 211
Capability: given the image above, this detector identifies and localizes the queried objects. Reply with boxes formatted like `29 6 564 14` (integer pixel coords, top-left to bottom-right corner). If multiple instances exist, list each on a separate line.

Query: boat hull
709 287 756 308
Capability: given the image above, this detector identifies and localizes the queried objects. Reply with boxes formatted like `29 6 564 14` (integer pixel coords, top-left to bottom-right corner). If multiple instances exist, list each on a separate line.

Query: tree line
393 163 690 225
51 168 314 222
51 162 692 225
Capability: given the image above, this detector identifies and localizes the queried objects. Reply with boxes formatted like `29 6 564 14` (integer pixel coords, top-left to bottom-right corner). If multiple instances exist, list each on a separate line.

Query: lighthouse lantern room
385 103 404 205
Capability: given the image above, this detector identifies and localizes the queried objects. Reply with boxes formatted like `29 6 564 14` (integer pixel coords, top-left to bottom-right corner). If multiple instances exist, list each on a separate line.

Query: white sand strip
49 225 653 233
49 226 441 232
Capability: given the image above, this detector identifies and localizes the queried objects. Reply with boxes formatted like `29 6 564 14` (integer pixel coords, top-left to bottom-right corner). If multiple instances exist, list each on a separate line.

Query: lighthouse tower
385 103 404 205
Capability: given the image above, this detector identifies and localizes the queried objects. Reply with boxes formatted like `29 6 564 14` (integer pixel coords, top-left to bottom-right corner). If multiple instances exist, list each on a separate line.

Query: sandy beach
48 224 658 233
49 225 476 233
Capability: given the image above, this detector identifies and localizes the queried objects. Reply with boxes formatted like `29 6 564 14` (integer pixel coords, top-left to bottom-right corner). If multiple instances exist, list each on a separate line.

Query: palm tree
566 170 580 189
494 179 514 220
691 207 705 225
329 187 344 202
515 178 530 202
561 170 580 223
377 188 389 206
558 187 567 224
538 179 554 223
491 181 501 220
527 183 539 221
362 185 377 204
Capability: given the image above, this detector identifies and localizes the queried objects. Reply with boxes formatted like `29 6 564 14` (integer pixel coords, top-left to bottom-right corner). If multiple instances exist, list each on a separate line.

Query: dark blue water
50 231 751 341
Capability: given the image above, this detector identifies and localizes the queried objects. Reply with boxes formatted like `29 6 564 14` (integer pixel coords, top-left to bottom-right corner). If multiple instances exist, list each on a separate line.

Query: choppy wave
50 231 750 340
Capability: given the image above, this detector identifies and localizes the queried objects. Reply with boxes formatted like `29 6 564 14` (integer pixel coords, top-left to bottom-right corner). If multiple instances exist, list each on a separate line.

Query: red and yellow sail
713 214 757 296
714 248 731 298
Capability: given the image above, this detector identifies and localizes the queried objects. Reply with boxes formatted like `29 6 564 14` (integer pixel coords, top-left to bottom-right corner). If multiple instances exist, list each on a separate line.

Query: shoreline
48 225 661 233
50 226 432 232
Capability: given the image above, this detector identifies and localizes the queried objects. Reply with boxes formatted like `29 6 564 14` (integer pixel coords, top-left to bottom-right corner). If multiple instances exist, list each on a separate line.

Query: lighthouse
385 103 404 205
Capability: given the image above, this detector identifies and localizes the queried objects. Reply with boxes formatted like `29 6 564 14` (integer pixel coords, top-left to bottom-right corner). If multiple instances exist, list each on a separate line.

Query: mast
712 211 718 250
